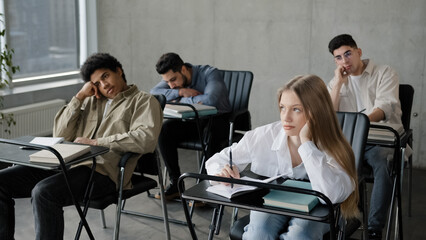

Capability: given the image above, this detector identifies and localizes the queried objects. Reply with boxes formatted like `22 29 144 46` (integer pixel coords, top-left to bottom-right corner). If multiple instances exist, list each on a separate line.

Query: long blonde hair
278 74 359 219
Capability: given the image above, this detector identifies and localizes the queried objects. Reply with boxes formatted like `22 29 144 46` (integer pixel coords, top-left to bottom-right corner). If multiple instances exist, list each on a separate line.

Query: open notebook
206 174 286 199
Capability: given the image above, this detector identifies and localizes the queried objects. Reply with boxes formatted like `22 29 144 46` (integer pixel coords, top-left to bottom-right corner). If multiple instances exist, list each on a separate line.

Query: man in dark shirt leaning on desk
0 53 163 240
150 52 231 200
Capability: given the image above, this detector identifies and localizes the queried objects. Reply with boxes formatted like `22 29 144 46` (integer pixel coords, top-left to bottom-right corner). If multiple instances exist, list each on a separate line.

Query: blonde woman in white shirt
206 75 359 240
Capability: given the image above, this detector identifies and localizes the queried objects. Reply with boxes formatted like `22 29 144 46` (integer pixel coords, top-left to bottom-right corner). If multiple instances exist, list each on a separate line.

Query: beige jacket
53 85 163 189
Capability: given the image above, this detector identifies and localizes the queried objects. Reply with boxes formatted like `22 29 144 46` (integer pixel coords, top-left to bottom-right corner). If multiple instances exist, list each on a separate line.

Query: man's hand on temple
75 82 101 101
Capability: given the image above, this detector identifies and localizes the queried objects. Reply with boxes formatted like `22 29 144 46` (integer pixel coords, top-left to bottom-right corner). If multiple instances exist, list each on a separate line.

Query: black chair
220 70 254 144
336 112 371 239
76 94 183 240
399 84 414 216
359 84 414 240
228 112 370 240
171 70 254 175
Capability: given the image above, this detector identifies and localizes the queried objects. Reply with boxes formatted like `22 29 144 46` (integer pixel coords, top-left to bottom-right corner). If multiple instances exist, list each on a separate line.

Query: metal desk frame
367 124 412 240
178 173 343 240
0 137 109 240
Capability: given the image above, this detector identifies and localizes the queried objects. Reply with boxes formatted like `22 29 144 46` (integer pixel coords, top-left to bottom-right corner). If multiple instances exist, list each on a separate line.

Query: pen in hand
229 147 233 188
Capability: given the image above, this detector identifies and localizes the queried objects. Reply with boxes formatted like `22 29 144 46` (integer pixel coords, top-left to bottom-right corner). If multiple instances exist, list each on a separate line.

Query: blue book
263 180 319 212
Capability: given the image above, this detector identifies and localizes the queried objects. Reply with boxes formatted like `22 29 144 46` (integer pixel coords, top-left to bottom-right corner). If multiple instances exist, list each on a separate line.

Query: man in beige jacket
0 53 163 240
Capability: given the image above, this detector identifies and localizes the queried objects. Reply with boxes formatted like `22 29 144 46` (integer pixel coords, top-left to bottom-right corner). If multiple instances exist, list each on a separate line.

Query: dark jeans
159 115 229 183
0 165 116 240
364 145 394 231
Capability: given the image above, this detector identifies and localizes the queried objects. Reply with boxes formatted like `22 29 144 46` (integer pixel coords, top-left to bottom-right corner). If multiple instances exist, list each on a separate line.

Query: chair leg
157 153 171 240
100 209 107 228
113 201 123 240
163 166 168 187
113 167 126 240
408 156 412 217
362 181 369 240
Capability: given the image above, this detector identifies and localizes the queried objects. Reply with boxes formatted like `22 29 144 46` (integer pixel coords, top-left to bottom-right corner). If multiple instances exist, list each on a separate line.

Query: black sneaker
155 182 180 201
345 218 361 237
368 229 382 240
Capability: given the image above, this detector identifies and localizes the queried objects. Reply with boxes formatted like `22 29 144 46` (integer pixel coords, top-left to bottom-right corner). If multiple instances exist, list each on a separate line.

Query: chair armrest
178 172 335 210
119 152 134 168
228 109 249 123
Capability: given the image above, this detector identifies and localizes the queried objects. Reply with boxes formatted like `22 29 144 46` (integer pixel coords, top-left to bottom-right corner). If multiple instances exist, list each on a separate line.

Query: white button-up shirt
328 59 402 128
205 121 355 204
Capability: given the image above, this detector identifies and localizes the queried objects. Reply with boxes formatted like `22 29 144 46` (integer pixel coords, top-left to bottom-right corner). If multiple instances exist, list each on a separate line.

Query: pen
229 147 233 188
359 108 366 113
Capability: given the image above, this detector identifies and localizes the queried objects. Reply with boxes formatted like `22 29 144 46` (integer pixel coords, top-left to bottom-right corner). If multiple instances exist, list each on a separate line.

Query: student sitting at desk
0 53 163 240
206 75 359 240
150 52 231 200
327 34 402 239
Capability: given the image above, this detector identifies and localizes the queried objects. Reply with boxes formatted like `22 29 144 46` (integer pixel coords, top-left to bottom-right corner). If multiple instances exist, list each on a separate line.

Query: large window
1 0 95 85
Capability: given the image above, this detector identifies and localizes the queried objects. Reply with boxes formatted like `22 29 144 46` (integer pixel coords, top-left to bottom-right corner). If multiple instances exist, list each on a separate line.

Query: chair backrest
336 112 370 172
153 94 166 110
399 84 414 132
134 94 166 176
219 70 253 112
219 70 254 131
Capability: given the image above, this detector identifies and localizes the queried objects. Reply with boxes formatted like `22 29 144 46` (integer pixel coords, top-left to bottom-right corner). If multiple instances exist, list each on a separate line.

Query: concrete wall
97 0 426 167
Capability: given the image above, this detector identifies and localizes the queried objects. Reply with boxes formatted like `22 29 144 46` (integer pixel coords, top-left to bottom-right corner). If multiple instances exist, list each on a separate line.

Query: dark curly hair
155 52 185 74
328 34 358 54
80 53 126 82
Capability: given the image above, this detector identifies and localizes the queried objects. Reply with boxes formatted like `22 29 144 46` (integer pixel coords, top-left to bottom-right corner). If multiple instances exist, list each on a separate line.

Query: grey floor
12 149 426 239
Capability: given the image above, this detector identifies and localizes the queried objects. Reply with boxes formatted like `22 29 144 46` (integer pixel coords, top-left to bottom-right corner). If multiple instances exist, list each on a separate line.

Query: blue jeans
364 145 393 231
0 165 116 240
242 210 329 240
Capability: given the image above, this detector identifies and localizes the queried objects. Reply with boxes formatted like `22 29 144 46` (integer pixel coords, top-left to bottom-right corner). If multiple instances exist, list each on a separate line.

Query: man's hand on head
178 88 202 98
74 137 98 146
76 82 101 101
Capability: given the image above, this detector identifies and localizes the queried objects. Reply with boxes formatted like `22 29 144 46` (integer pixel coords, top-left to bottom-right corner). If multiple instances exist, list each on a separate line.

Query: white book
206 174 286 199
163 103 217 118
29 143 91 164
30 137 64 146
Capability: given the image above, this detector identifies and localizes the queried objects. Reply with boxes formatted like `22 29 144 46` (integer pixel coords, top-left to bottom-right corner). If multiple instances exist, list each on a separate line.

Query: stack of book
163 103 217 118
368 122 404 142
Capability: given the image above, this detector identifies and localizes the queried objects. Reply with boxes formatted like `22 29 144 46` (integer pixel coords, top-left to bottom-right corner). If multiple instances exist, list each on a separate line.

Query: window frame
0 0 97 88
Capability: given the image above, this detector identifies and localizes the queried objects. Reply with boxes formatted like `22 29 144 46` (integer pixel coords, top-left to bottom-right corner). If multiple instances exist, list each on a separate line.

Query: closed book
29 144 91 164
30 137 64 146
164 103 217 118
368 122 404 142
263 180 319 212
